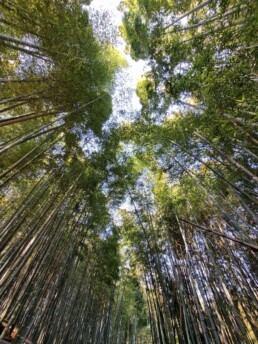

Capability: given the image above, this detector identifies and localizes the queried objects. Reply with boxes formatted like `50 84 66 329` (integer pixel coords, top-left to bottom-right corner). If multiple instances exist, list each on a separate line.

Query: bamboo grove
0 0 257 343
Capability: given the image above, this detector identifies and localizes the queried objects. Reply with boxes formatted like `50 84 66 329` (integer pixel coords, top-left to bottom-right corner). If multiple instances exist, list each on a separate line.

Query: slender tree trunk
164 0 212 30
179 218 258 251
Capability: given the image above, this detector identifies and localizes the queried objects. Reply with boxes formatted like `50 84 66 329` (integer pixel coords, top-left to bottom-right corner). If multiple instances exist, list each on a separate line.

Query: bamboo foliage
117 0 258 342
0 0 258 343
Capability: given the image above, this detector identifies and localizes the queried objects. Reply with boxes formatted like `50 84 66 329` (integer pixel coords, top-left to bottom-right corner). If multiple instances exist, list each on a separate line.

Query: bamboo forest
0 0 257 343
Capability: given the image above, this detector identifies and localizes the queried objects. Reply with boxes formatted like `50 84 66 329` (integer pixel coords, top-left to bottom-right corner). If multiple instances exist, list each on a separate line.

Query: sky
87 0 149 220
89 0 149 127
90 0 123 23
81 0 149 160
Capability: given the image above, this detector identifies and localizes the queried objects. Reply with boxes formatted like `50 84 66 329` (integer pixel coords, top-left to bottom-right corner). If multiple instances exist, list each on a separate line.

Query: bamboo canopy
0 0 257 343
